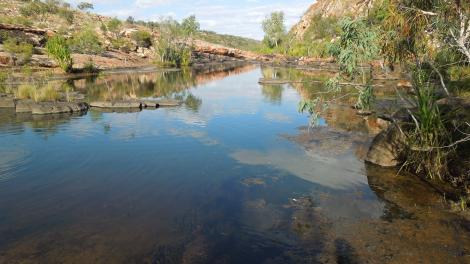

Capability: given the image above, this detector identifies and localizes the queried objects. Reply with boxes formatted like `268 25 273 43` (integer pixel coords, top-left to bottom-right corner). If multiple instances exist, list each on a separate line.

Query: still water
0 65 469 263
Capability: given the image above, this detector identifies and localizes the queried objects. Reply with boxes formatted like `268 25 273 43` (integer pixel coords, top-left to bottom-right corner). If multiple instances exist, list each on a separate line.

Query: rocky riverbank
0 93 182 115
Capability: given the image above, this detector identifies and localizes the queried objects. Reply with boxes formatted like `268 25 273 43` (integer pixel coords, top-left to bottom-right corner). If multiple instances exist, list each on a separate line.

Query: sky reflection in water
0 66 400 263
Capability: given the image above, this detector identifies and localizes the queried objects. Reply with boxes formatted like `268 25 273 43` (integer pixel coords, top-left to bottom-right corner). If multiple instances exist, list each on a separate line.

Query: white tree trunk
450 9 470 62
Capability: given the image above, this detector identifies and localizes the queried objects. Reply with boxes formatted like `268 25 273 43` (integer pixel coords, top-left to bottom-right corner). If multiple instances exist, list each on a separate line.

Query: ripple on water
0 147 31 183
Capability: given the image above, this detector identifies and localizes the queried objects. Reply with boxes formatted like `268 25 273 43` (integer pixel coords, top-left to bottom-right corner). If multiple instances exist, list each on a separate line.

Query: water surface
0 65 469 263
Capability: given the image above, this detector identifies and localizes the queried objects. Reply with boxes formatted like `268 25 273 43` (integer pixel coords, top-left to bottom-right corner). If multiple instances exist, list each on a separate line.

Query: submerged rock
366 125 404 167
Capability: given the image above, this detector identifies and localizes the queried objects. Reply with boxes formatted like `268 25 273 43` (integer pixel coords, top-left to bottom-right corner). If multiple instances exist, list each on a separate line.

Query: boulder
0 52 12 66
89 101 142 109
0 97 15 108
366 125 404 167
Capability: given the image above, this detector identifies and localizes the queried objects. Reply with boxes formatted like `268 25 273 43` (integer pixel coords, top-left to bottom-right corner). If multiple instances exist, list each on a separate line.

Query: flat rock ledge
89 101 143 109
90 99 182 109
31 102 89 115
1 97 89 115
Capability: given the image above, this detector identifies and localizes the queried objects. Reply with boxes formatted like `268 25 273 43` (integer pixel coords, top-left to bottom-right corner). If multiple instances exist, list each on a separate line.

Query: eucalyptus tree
77 2 93 12
299 17 380 125
262 12 286 48
181 15 200 37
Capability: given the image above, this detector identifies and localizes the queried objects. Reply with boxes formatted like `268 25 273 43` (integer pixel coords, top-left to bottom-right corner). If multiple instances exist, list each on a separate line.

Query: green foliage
0 16 33 27
68 27 103 55
356 84 375 110
195 31 261 51
131 30 152 48
77 2 94 11
154 18 193 67
298 97 328 127
155 42 192 68
19 0 74 23
46 35 73 73
262 12 286 48
110 37 132 52
3 38 33 66
304 15 340 40
402 68 451 179
181 15 200 36
107 18 122 34
329 18 379 76
0 71 9 93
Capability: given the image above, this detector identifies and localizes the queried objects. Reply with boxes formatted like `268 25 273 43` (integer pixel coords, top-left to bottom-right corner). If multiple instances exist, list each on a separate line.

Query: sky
67 0 313 40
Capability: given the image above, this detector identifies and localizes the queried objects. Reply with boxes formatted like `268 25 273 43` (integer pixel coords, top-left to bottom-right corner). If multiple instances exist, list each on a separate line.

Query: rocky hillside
0 0 265 71
291 0 375 40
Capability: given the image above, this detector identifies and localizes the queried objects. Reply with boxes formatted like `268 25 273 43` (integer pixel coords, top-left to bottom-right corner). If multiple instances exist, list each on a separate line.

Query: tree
181 15 200 36
126 16 135 24
262 12 286 48
77 2 93 11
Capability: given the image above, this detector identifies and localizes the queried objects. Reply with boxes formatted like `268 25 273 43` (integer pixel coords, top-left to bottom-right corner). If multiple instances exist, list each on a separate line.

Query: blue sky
67 0 313 40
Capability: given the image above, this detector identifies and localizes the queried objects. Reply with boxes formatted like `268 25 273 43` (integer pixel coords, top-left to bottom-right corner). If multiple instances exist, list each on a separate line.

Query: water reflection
0 65 469 263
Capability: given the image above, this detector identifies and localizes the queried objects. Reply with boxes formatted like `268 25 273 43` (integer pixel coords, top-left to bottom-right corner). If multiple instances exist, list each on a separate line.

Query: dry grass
15 84 60 102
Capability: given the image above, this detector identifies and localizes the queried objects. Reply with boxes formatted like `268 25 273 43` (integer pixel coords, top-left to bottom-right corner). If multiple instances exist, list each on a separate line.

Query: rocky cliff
291 0 375 40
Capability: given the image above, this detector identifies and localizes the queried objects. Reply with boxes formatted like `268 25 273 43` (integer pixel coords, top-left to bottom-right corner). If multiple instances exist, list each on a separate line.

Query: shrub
131 30 152 48
111 37 132 52
46 35 73 73
3 38 33 66
155 42 192 68
68 28 103 55
107 18 122 36
402 69 451 180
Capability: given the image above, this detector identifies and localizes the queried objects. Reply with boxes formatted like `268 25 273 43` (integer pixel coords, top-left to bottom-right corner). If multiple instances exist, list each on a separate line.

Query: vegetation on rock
46 35 73 72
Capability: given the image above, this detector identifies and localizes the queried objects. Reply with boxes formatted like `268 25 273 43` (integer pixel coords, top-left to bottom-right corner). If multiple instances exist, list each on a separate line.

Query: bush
155 42 192 68
3 38 33 66
46 35 73 73
111 37 132 52
131 30 152 48
107 18 122 35
68 28 103 55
